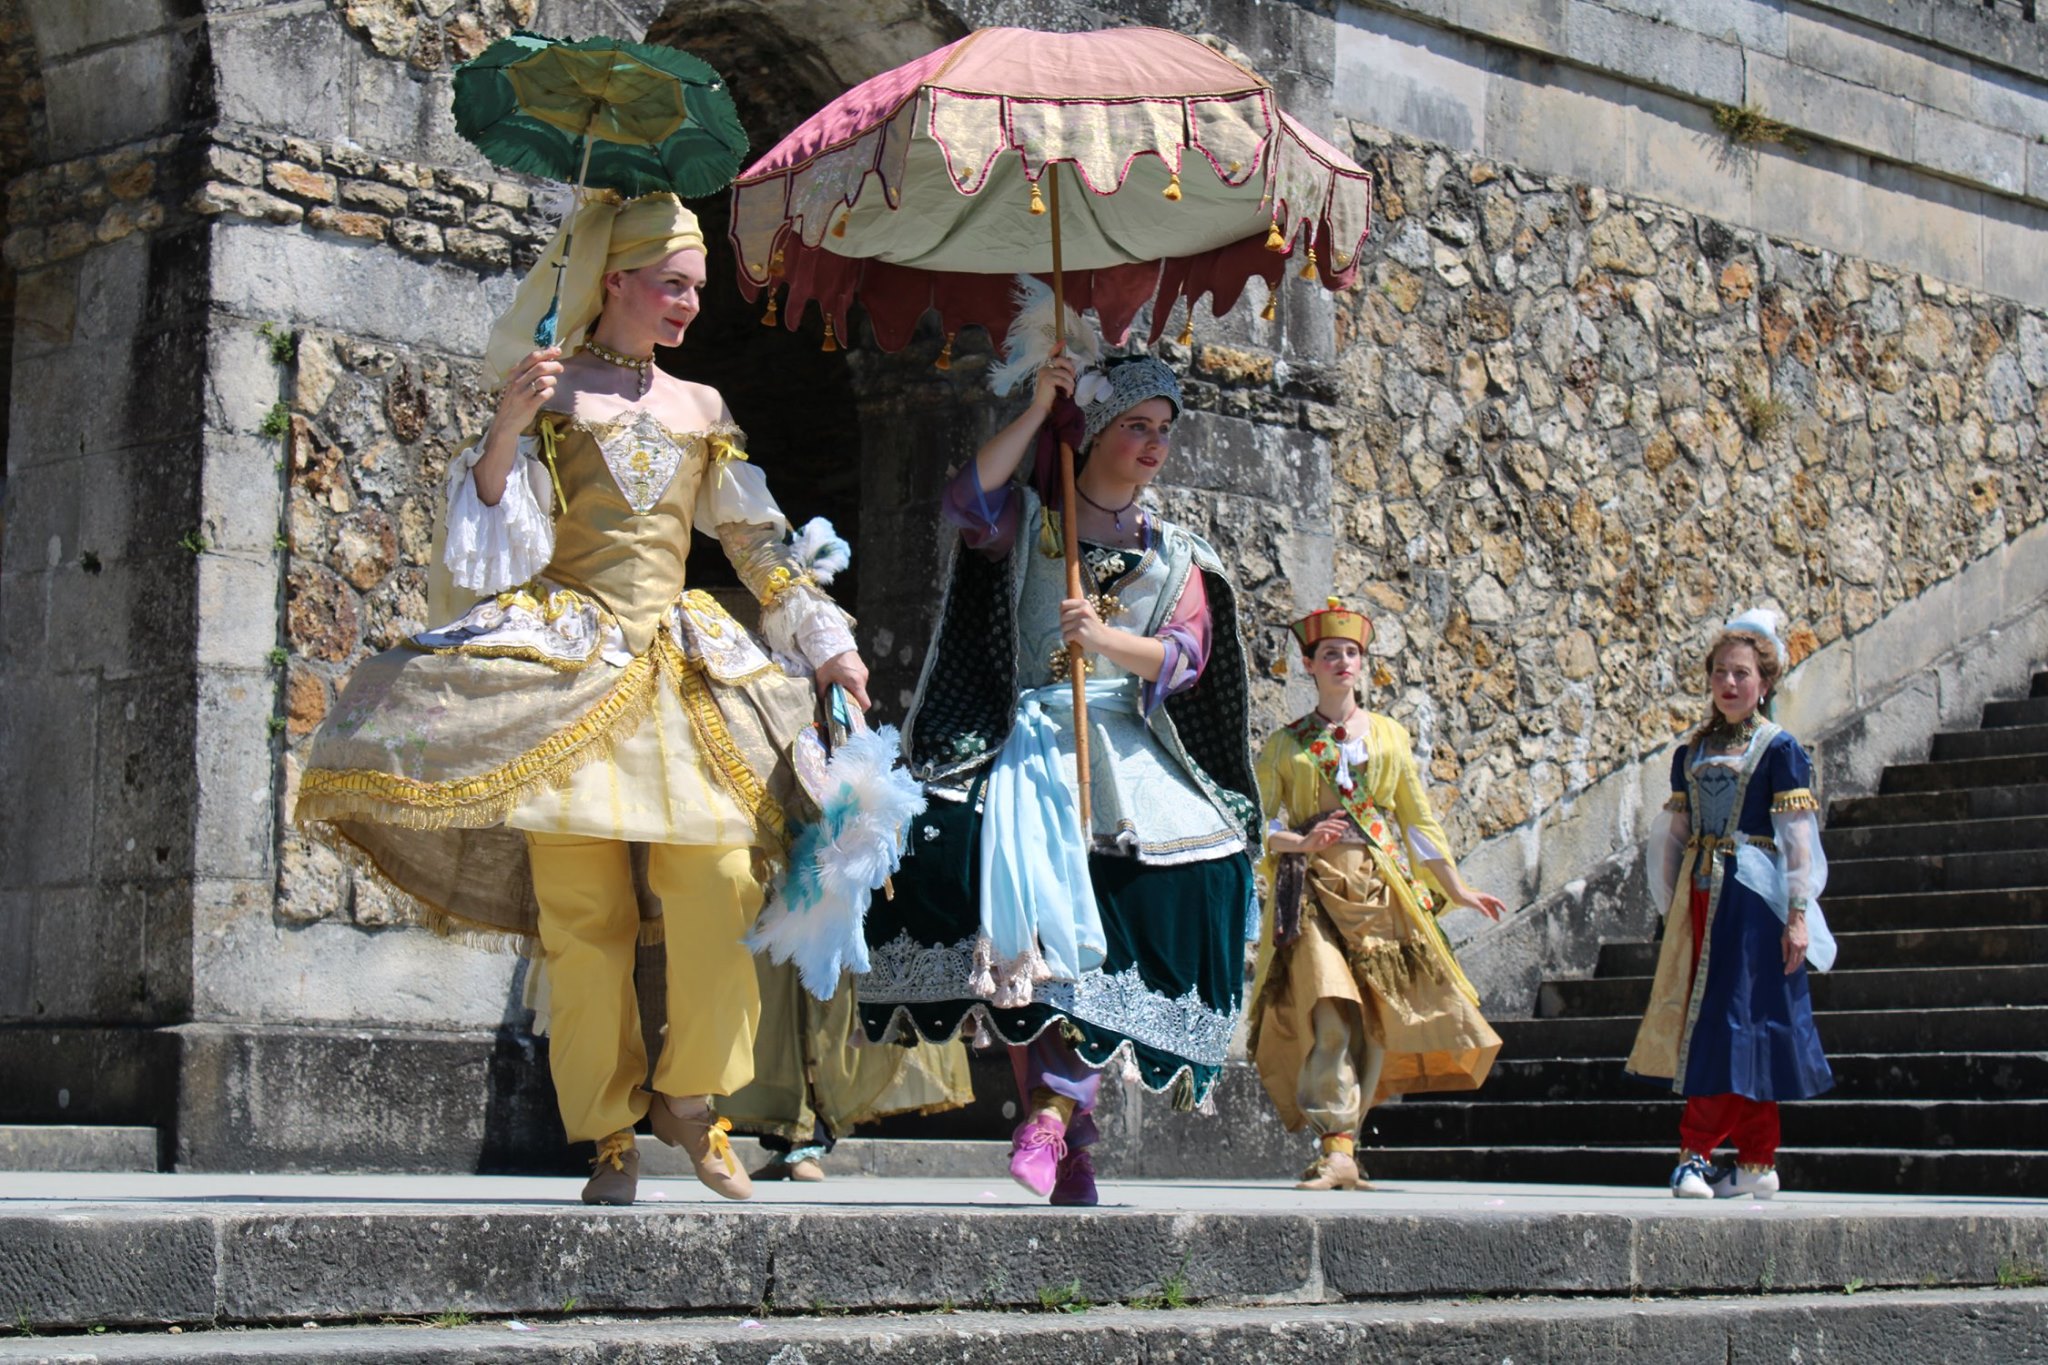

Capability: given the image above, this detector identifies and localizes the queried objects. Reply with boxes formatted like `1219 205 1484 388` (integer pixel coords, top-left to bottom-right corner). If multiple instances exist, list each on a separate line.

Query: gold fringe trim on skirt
295 651 662 831
660 635 789 849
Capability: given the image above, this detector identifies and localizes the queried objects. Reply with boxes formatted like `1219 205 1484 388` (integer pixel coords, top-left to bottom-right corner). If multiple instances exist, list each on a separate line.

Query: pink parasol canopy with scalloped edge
727 25 1373 355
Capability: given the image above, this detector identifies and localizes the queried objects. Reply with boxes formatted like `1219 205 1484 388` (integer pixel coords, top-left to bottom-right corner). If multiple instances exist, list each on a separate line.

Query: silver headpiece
1083 356 1182 451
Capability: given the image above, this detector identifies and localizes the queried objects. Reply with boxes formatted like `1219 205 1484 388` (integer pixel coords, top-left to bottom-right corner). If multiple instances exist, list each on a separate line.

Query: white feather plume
986 273 1106 397
790 517 851 584
751 725 927 1000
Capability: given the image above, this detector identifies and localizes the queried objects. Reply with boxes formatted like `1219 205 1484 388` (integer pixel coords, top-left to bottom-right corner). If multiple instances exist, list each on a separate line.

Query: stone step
11 1290 2048 1364
2034 670 2048 698
13 1290 2048 1365
0 1124 157 1173
1492 1005 2048 1057
1825 813 2048 859
1880 751 2048 793
1931 723 2048 760
1829 783 2048 828
1820 885 2048 930
1826 848 2048 895
7 1175 2048 1333
1370 1098 2048 1151
1984 696 2048 727
640 1133 1008 1180
1401 1051 2048 1103
1540 964 2048 1019
1363 1145 2048 1197
1594 925 2048 977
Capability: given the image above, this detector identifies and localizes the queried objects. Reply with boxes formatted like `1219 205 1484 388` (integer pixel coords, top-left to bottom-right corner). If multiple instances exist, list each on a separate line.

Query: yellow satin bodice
533 410 741 654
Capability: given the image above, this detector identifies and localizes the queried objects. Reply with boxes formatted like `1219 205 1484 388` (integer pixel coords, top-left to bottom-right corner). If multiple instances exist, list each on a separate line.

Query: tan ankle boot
581 1130 639 1205
647 1095 753 1200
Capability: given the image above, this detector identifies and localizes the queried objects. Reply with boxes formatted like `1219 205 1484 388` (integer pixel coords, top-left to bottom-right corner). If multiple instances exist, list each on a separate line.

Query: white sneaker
1670 1154 1714 1199
1708 1163 1780 1200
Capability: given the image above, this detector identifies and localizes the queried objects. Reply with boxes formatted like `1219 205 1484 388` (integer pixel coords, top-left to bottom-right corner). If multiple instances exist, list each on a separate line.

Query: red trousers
1680 885 1780 1166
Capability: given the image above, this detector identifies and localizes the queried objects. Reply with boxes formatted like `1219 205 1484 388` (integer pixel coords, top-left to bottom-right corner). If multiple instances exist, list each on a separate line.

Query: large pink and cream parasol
728 25 1372 824
729 25 1372 354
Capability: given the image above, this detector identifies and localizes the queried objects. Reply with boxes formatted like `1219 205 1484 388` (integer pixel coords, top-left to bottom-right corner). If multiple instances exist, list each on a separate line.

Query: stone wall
1320 125 2047 862
1337 0 2048 307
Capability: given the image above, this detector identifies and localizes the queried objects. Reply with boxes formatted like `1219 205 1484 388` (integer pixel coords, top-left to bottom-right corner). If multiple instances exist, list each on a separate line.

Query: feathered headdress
986 273 1112 408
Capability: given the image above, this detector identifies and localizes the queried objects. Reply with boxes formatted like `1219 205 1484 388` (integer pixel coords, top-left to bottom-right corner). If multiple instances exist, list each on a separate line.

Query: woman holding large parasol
728 24 1371 1202
295 35 874 1205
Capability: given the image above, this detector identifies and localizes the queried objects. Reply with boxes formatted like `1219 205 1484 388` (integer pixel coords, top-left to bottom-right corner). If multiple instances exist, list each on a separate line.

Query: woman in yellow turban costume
295 192 871 1204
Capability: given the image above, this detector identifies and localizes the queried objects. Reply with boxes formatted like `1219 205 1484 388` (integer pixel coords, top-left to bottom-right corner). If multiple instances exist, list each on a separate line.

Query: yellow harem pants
526 832 762 1143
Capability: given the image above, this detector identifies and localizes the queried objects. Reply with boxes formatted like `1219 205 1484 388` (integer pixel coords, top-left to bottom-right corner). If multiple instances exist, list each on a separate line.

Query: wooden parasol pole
1047 164 1093 833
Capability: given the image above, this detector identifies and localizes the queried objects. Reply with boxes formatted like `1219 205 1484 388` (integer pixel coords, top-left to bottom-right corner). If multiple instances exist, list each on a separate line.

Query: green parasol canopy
452 30 748 201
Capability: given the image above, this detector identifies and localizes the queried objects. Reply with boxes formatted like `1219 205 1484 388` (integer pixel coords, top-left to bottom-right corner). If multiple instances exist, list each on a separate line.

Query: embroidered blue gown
1626 725 1835 1101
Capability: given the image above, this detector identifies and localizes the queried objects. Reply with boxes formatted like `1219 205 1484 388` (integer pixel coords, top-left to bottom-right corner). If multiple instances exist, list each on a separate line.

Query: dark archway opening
644 2 1010 723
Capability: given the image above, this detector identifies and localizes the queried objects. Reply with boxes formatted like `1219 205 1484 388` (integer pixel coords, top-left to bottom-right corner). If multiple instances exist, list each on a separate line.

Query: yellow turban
484 191 705 388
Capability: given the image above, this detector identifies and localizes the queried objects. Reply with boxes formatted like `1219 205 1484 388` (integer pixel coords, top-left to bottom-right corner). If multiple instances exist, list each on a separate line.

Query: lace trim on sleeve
1770 788 1820 813
442 434 555 593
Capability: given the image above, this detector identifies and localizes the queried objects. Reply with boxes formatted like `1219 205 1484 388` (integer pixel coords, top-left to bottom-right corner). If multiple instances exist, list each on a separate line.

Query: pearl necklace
583 339 655 398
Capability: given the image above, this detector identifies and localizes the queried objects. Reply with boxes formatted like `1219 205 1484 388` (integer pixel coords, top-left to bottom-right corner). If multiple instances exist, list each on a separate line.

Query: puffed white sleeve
1771 807 1829 912
1651 805 1689 915
696 438 857 669
442 436 555 593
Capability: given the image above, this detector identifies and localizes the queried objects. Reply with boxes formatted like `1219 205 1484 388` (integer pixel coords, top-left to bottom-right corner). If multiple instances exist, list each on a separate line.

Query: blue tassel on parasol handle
531 134 595 351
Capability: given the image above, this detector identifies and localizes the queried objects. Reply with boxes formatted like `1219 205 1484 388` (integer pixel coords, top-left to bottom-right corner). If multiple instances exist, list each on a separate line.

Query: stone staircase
1368 669 2048 1195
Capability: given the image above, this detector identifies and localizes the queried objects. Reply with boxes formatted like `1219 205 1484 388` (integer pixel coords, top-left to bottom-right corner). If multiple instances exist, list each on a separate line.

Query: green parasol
453 29 748 346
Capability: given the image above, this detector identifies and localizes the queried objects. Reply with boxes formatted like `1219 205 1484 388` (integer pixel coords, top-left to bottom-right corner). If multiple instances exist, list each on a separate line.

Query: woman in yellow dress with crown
1249 599 1506 1190
295 192 871 1205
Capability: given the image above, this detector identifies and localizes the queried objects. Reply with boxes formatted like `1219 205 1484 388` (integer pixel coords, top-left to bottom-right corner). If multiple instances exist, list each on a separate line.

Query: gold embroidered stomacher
1770 788 1820 813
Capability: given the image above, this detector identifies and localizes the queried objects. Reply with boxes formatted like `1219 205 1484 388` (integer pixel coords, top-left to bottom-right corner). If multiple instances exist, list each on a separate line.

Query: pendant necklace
583 339 655 399
1076 482 1141 534
1315 703 1358 743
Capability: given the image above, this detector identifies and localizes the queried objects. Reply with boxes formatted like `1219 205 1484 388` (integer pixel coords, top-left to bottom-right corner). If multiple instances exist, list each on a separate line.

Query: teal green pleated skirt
858 784 1252 1107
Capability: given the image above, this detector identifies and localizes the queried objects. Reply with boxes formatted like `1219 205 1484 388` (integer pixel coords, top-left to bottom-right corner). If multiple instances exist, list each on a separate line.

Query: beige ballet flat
647 1095 753 1200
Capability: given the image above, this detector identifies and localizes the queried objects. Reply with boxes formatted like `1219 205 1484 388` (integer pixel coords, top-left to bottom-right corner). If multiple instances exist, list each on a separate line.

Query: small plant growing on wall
1713 103 1807 154
1735 381 1792 438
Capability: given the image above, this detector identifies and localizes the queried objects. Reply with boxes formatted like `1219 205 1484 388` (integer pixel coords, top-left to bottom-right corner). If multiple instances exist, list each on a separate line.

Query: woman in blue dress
857 317 1260 1208
1627 608 1836 1199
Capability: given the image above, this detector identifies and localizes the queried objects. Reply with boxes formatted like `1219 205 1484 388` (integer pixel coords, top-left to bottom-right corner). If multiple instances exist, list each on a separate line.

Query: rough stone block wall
1313 125 2048 865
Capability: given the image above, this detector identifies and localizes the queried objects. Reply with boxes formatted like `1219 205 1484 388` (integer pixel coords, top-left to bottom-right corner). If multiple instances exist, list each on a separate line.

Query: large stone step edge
5 1290 2047 1365
1828 782 2048 828
1405 1050 2048 1103
0 1125 156 1174
1595 924 2048 976
10 1189 2048 1330
1491 1004 2048 1057
1365 1144 2048 1197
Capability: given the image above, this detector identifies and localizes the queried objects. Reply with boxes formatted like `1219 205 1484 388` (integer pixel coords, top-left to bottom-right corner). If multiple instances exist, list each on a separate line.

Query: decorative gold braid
657 636 789 849
537 417 567 515
757 566 819 612
1664 792 1688 812
1770 788 1820 813
398 640 600 672
295 652 661 828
